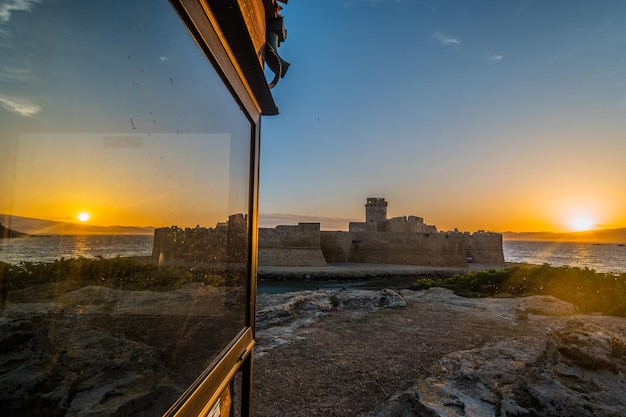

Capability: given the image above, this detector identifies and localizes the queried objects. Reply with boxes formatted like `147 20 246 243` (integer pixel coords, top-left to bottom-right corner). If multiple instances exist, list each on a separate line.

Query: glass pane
0 1 251 415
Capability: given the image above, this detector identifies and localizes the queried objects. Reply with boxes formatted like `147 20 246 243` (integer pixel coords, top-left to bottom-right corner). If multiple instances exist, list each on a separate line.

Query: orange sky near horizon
2 135 624 234
2 159 624 234
1 133 241 230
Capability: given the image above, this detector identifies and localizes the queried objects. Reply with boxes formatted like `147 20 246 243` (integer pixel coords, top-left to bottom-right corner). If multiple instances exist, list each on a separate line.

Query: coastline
258 262 512 281
257 262 515 294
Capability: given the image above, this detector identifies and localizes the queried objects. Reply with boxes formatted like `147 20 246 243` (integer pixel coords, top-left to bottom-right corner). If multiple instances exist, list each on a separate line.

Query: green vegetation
1 257 225 298
411 264 626 317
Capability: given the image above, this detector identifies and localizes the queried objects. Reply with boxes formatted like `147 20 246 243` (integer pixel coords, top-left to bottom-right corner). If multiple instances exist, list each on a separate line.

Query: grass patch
411 264 626 317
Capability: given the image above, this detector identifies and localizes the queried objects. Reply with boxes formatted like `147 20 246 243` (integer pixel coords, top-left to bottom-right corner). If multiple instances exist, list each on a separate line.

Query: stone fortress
259 198 504 268
152 198 505 268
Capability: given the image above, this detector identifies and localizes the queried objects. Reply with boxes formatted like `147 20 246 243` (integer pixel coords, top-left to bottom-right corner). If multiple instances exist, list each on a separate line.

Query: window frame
164 1 265 415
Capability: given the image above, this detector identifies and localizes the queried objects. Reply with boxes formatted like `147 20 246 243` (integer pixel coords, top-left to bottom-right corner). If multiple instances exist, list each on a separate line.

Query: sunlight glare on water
503 240 626 273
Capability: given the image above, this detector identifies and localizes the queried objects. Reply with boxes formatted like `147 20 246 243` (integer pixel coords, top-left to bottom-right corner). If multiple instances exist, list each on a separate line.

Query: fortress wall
258 223 321 248
321 231 468 267
152 227 173 261
258 248 327 267
152 226 228 263
464 232 505 264
352 216 438 234
226 214 248 263
258 223 327 266
386 216 418 233
349 222 367 232
319 232 351 263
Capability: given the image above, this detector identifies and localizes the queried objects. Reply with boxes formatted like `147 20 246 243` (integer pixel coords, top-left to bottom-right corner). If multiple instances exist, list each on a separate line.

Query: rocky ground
252 287 626 417
0 283 244 417
2 281 625 416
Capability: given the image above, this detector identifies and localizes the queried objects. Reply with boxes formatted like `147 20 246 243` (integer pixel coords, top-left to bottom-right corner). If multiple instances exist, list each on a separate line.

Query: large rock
515 294 579 317
366 316 626 417
256 288 406 330
255 289 406 356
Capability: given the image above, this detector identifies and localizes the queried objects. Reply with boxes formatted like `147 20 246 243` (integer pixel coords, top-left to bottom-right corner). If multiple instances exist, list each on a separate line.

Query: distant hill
502 228 626 243
0 223 30 238
0 214 155 236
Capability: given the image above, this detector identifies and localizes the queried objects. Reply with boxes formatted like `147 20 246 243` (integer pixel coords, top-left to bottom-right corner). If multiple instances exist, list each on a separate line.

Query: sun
77 212 91 222
570 216 594 232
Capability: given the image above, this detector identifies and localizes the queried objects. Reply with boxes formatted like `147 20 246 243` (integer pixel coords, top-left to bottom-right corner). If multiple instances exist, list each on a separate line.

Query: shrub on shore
411 264 626 317
1 257 225 296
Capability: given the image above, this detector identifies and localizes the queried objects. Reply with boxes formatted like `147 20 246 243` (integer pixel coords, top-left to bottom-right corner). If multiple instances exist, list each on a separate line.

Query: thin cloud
0 95 40 117
434 33 460 46
0 0 42 24
0 65 34 82
489 54 503 64
159 56 170 63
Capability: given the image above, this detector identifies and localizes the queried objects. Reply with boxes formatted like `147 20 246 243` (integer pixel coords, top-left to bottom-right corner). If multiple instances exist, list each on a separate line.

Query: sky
259 0 626 233
0 0 625 234
0 0 251 229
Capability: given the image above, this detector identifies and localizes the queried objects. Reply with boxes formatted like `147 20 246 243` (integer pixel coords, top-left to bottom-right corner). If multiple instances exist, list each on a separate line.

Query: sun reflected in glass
570 216 594 232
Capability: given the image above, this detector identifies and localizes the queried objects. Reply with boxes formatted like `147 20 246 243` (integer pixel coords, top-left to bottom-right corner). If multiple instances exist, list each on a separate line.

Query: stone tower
365 197 388 223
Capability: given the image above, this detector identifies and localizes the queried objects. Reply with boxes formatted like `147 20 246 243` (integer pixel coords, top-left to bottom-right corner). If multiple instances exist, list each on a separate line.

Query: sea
1 235 625 273
502 240 626 273
0 235 154 265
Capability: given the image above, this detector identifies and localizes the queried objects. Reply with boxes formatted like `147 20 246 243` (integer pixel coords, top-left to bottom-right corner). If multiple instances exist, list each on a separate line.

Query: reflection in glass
0 1 252 415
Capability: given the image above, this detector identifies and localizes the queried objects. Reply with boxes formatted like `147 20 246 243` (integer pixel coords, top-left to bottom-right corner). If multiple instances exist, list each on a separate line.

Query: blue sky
259 0 626 232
